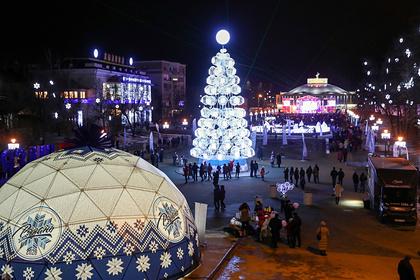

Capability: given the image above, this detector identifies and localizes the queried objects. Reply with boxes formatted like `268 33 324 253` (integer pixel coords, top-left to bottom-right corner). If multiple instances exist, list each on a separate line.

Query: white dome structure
0 147 200 279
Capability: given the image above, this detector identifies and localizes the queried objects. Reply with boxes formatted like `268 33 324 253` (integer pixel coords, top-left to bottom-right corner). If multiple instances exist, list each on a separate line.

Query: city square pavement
157 136 420 279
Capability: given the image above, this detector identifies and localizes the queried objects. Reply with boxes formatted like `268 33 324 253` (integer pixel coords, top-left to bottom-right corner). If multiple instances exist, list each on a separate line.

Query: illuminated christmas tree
190 30 255 161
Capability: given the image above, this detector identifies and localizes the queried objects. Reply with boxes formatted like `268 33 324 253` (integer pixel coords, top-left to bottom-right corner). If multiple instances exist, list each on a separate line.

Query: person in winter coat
269 213 282 248
276 153 282 168
260 167 266 181
313 164 320 183
299 168 305 180
334 183 344 205
306 166 313 183
239 203 251 236
359 172 367 193
330 167 338 190
300 176 306 191
337 168 345 185
352 172 359 192
294 168 299 184
235 162 241 178
316 220 330 256
286 218 295 248
398 256 416 280
219 185 226 210
213 185 220 211
284 167 289 182
292 212 302 248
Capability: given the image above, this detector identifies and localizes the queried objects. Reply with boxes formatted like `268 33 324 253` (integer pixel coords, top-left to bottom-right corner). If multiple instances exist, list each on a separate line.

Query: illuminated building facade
278 74 356 113
31 51 153 129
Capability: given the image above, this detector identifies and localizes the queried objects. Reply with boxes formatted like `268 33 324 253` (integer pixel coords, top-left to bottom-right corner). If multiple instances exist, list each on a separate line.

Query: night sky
3 0 420 92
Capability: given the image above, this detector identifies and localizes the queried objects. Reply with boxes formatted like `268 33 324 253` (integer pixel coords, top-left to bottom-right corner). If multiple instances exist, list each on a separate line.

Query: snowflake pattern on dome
45 267 62 280
123 243 135 256
76 263 93 280
188 241 194 256
107 258 124 276
1 264 13 279
149 241 159 253
63 251 75 264
93 246 106 260
106 221 117 233
160 252 172 269
177 248 184 260
136 255 150 272
23 267 34 280
76 225 89 237
134 219 145 231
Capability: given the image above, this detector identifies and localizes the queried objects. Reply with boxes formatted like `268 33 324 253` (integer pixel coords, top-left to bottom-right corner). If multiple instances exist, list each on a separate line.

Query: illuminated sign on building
122 77 151 84
307 73 328 86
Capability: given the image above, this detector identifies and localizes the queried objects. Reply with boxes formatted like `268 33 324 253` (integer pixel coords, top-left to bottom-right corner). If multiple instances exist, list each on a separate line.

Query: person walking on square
286 218 295 248
352 171 359 192
207 164 213 181
334 183 344 205
300 176 306 191
398 256 416 280
269 213 281 248
284 167 289 182
330 167 338 190
260 166 266 181
235 162 240 178
306 165 313 183
316 221 330 256
313 164 320 183
276 153 282 168
290 167 294 184
183 164 189 184
294 168 299 185
219 185 226 210
222 164 228 180
292 212 302 248
199 163 205 182
338 168 345 185
254 161 259 178
359 172 367 193
213 185 220 211
299 167 305 181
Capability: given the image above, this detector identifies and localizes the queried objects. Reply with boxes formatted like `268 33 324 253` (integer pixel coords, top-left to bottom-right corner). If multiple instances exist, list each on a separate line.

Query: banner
149 132 154 153
194 202 208 244
192 118 197 137
282 123 287 145
251 131 257 150
263 125 268 146
302 133 307 159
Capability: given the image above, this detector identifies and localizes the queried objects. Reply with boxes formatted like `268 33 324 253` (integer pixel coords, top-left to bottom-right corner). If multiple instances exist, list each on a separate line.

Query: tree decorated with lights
190 30 255 161
360 26 420 134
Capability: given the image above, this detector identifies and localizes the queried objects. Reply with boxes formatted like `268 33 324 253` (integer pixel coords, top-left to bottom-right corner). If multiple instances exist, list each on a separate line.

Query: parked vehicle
367 157 418 225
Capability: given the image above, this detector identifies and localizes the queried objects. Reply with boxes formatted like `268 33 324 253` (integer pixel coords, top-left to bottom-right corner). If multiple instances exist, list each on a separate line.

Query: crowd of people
282 164 320 190
226 198 330 255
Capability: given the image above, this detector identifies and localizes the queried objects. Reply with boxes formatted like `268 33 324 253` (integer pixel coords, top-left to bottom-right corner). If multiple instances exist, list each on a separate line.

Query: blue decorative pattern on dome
0 218 200 279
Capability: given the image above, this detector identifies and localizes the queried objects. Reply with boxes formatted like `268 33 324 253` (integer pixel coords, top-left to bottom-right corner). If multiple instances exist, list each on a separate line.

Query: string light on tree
190 29 255 161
